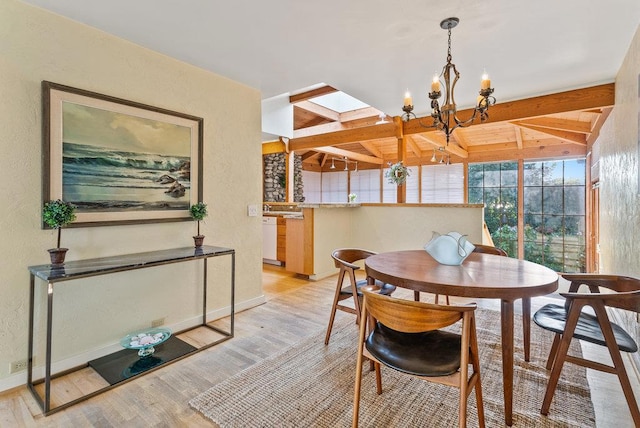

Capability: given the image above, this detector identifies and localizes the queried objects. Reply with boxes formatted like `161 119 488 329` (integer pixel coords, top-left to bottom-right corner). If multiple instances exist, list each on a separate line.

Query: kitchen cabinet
277 217 286 262
285 210 314 276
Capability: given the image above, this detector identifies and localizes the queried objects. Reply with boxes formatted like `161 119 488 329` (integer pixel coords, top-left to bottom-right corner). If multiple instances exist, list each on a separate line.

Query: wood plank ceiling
287 84 614 172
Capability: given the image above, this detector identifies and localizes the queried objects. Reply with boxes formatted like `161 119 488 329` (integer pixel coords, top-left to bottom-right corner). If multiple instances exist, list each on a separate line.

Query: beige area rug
190 309 595 427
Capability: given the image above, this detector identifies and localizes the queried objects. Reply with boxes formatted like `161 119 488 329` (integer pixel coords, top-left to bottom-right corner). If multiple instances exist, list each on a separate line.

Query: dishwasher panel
262 216 278 262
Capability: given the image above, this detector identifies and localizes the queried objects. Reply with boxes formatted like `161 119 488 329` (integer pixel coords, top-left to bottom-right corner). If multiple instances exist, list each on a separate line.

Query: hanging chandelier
401 17 496 145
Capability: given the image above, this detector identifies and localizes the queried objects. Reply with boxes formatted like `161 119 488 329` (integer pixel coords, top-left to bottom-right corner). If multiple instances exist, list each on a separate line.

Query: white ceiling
22 0 640 118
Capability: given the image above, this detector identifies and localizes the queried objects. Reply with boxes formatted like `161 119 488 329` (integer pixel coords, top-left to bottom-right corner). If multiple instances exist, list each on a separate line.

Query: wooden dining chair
325 248 396 345
353 288 485 428
533 274 640 426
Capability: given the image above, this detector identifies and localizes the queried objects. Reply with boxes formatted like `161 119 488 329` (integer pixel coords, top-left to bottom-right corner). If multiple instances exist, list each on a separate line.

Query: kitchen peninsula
285 203 485 280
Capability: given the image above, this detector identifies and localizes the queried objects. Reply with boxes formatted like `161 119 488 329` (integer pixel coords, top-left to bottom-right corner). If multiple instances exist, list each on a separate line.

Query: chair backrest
362 288 476 333
560 274 640 313
331 248 376 270
472 244 507 257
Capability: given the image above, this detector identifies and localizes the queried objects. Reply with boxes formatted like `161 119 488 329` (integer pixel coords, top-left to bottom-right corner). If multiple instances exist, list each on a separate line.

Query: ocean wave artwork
62 142 191 212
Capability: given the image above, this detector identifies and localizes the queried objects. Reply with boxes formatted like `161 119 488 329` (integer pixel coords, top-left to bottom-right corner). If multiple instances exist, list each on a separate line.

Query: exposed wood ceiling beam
293 121 351 138
313 146 383 164
467 141 586 163
452 129 469 149
339 107 382 122
293 117 385 138
512 123 587 146
402 83 614 135
405 135 423 158
360 141 383 158
513 125 524 150
290 122 396 151
411 133 469 158
586 107 613 147
294 100 340 121
512 117 593 134
289 85 337 103
301 151 320 161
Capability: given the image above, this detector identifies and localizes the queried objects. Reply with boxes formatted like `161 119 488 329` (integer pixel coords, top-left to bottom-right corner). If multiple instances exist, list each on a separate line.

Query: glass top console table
27 245 235 415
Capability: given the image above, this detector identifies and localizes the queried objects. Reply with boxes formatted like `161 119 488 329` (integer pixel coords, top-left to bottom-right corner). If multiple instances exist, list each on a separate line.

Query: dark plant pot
48 248 68 266
193 235 205 247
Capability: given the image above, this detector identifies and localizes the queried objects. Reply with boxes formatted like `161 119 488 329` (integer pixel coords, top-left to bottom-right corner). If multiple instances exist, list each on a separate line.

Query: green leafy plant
385 161 410 186
189 202 208 236
43 199 76 248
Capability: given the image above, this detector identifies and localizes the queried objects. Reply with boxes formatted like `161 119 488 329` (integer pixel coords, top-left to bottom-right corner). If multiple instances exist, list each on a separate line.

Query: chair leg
469 317 485 428
374 362 382 394
458 313 471 428
352 300 370 428
353 362 363 427
541 302 583 415
545 333 562 370
592 303 640 426
522 297 531 361
325 269 346 345
349 269 361 326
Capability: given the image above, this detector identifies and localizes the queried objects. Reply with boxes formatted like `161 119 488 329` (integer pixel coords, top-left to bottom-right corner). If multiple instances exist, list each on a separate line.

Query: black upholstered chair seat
340 279 396 297
365 322 461 376
534 303 638 353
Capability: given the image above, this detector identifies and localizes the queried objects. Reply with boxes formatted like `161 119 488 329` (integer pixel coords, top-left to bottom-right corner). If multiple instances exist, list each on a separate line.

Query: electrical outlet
10 359 27 373
151 318 165 328
248 204 259 217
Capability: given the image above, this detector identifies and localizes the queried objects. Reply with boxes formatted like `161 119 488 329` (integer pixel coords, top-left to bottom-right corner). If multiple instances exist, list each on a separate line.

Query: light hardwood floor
0 264 637 427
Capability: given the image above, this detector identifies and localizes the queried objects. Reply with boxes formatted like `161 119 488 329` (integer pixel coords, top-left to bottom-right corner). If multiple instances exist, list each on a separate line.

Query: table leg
501 299 514 426
522 297 531 362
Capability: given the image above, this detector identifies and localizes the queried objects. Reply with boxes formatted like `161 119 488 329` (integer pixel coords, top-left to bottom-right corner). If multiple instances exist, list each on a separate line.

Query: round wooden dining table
365 250 559 426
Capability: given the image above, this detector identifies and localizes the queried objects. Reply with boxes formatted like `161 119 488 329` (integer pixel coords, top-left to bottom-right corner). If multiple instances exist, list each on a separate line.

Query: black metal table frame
27 245 235 416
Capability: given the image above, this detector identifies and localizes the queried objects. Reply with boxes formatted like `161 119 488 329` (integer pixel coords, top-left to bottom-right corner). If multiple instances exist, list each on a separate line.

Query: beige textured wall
0 0 263 387
310 205 484 279
597 24 640 359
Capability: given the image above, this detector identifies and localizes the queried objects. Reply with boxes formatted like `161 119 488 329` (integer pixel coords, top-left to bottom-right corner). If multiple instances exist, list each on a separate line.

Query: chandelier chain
447 26 452 63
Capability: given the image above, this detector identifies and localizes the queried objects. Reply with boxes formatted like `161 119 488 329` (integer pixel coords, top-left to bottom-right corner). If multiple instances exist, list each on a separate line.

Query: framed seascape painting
42 81 203 227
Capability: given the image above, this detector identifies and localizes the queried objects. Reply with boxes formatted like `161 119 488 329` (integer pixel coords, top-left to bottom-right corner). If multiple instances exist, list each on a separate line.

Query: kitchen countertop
297 203 361 208
263 211 302 216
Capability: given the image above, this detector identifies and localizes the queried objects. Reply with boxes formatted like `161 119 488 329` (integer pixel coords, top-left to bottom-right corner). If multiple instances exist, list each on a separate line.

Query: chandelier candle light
401 17 496 145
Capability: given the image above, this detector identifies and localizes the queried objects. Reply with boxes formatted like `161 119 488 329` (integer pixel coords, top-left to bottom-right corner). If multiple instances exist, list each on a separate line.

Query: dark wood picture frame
42 81 203 227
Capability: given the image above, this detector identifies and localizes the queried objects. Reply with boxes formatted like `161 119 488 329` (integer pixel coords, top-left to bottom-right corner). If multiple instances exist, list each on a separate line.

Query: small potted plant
189 202 208 247
42 199 76 265
385 161 410 186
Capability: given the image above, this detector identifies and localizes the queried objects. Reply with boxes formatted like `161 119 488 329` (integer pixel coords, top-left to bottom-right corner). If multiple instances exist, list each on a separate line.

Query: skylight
310 91 369 113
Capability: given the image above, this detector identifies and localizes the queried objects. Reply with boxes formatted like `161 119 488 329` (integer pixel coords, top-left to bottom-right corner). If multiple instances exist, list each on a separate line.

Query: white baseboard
0 294 266 393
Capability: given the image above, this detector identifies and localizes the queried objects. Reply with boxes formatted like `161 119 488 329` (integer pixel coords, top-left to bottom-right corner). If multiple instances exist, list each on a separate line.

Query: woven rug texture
190 308 595 427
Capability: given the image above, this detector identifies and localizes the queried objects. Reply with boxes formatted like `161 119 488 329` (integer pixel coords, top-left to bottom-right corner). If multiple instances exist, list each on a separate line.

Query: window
523 159 585 272
405 166 420 203
382 167 396 203
382 166 419 202
421 164 464 203
468 162 518 257
301 171 321 203
468 159 586 272
349 169 381 203
321 171 348 203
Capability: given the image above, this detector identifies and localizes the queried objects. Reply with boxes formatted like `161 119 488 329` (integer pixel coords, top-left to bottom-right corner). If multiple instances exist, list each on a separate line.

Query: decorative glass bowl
120 327 171 357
